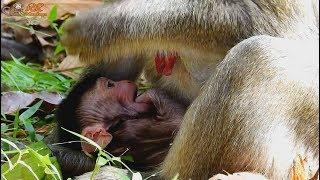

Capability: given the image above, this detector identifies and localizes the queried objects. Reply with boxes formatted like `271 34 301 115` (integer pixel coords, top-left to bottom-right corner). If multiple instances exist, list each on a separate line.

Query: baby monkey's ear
81 123 113 154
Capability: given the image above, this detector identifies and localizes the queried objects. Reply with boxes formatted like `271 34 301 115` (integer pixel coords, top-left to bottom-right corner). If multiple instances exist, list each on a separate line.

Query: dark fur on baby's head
56 60 143 150
56 65 108 150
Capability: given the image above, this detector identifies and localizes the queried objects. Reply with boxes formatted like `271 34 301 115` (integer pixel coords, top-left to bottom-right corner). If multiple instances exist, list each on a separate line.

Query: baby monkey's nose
107 81 114 88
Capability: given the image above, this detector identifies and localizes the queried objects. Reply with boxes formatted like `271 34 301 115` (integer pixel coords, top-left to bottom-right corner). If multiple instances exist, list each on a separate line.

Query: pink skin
96 77 152 113
80 78 154 154
162 52 178 76
81 123 112 153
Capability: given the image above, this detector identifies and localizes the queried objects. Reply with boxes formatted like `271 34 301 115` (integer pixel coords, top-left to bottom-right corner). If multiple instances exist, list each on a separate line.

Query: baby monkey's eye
107 81 115 88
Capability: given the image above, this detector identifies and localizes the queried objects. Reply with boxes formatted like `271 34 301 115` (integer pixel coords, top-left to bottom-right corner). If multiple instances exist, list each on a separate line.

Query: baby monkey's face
82 77 153 114
77 77 154 154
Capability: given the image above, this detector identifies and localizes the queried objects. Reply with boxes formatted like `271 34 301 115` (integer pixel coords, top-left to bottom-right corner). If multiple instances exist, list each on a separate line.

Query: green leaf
48 5 58 23
54 42 65 55
90 163 101 180
1 123 9 133
100 151 112 161
44 167 53 174
121 155 134 162
1 141 62 180
19 100 43 121
25 119 36 142
1 140 10 151
96 156 109 166
40 154 51 165
35 134 44 141
2 58 74 92
57 23 65 36
13 112 20 138
112 157 121 162
19 101 42 141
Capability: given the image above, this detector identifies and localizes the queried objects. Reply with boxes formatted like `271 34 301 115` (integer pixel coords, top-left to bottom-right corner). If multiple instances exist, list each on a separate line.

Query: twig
2 20 51 37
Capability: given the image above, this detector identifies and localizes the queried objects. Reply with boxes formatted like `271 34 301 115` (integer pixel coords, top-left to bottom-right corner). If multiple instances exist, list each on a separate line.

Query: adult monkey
61 0 319 179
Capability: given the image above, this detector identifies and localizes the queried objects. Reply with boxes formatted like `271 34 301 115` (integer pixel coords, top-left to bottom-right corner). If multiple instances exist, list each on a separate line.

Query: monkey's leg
61 0 222 64
161 35 319 179
60 0 319 66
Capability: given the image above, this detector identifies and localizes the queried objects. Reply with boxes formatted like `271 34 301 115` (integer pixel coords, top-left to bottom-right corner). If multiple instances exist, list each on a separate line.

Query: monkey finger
135 92 152 104
136 89 173 113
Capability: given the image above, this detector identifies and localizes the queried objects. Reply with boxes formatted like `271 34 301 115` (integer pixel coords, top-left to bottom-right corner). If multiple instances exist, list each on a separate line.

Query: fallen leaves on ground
17 0 103 21
57 54 84 79
1 91 64 114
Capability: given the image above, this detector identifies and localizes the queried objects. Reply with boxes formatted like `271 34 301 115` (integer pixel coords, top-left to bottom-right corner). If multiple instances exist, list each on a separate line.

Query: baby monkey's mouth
109 90 155 134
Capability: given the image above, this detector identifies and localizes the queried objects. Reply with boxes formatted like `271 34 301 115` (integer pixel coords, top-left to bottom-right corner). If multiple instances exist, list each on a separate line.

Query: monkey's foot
154 51 179 76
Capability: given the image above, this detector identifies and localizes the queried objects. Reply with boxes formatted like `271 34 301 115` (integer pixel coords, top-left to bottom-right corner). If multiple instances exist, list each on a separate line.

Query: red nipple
154 51 178 76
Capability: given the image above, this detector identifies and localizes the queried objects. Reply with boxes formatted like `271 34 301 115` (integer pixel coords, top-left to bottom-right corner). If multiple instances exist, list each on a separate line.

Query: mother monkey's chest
143 47 226 103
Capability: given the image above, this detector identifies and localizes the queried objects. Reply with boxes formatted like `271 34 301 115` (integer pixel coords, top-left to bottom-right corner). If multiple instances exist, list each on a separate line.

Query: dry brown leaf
12 24 33 44
60 71 81 80
1 91 64 114
60 13 73 21
37 35 52 46
1 20 33 44
43 0 103 16
36 124 55 134
1 0 16 7
1 91 36 114
36 91 63 105
57 54 83 79
34 27 56 39
58 54 83 69
16 0 103 19
2 0 102 27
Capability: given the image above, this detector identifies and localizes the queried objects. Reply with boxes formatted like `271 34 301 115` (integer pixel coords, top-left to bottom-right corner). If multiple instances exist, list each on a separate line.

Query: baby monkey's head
76 77 154 153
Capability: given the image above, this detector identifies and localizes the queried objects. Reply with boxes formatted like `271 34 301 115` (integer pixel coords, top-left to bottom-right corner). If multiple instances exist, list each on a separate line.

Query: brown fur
61 0 319 179
162 36 319 179
77 80 186 166
52 77 186 178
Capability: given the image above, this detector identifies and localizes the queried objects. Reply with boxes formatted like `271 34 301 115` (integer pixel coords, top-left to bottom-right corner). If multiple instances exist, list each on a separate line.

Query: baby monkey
78 77 152 154
53 74 186 177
